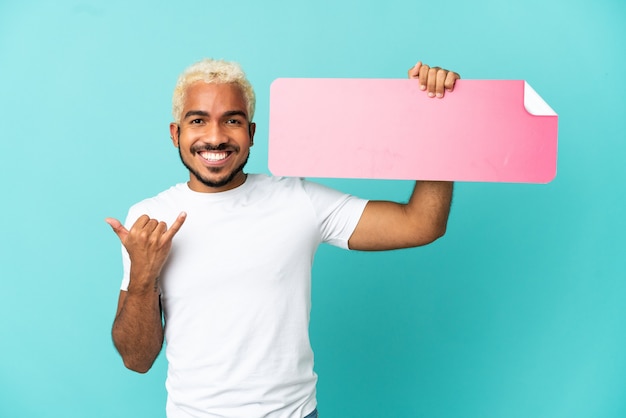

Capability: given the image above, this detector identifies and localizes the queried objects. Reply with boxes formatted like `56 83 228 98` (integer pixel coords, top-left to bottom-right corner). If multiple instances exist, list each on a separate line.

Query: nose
200 122 228 148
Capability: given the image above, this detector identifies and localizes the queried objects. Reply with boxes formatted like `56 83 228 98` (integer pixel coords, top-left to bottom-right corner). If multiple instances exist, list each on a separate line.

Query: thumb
408 61 422 79
105 217 129 241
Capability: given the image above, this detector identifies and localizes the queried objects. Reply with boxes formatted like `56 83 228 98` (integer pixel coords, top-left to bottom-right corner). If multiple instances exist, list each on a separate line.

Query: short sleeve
301 179 368 249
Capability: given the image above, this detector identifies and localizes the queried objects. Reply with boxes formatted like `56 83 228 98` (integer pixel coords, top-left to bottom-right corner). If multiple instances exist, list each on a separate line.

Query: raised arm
106 212 186 373
348 62 459 251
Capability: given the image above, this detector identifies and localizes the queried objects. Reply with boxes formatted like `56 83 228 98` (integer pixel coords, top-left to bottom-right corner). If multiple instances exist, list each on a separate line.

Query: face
170 82 256 193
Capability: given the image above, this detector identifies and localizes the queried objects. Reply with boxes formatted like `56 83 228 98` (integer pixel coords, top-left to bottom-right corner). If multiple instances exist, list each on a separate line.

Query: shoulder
248 173 302 187
246 174 309 195
248 174 337 194
248 174 350 201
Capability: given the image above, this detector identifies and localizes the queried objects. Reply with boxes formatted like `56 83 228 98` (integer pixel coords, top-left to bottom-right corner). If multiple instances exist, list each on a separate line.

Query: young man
106 58 459 418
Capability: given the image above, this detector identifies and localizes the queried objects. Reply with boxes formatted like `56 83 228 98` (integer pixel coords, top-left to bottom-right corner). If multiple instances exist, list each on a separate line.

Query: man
106 58 460 418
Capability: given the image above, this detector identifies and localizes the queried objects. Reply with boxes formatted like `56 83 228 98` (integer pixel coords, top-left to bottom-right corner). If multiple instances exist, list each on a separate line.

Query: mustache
191 143 239 153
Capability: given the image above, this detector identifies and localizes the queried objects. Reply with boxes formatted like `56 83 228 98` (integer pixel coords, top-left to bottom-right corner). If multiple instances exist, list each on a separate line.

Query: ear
169 123 180 147
248 122 256 146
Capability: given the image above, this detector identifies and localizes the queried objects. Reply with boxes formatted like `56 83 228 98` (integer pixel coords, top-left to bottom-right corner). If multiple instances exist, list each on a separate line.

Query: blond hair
172 58 256 123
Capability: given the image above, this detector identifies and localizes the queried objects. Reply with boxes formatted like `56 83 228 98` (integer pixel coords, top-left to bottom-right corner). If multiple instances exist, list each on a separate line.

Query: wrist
127 270 160 295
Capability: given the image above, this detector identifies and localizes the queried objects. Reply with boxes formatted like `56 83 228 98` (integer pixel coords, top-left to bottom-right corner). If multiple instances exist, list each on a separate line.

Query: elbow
414 223 447 247
112 333 158 374
123 359 153 374
115 342 156 373
115 347 157 374
433 222 448 241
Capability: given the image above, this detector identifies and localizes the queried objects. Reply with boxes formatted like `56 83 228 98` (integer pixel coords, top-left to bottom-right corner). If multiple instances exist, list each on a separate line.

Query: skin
106 62 460 372
169 82 256 193
411 60 460 98
107 213 186 372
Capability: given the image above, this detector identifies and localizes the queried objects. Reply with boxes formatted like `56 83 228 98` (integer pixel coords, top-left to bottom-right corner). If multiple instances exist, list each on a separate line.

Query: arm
106 212 187 373
348 181 453 250
348 62 460 251
112 289 162 373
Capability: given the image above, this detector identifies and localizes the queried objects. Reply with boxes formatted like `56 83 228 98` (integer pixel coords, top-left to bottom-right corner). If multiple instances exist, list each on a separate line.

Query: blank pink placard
268 79 558 183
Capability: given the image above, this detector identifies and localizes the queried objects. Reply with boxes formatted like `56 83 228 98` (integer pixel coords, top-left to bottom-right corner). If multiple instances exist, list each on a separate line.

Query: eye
190 118 203 124
226 118 243 125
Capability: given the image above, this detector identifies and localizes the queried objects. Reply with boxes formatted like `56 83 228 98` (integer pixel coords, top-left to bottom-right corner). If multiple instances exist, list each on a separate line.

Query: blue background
1 0 624 417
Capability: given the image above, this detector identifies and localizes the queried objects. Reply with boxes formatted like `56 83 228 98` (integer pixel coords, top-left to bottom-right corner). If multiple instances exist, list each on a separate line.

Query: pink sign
268 79 558 183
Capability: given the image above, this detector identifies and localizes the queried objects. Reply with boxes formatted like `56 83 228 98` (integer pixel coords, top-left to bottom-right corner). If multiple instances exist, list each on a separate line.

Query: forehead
183 82 247 113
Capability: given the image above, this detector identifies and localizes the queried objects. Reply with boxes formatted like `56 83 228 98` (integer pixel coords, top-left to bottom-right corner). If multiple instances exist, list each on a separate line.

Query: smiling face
170 82 256 193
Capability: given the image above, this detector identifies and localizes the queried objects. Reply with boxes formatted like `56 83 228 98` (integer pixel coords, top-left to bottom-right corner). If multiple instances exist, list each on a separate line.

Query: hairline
172 59 256 125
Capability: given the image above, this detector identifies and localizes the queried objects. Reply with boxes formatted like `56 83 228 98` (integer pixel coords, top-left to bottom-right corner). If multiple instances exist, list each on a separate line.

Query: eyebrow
183 110 210 120
183 110 248 120
223 110 249 120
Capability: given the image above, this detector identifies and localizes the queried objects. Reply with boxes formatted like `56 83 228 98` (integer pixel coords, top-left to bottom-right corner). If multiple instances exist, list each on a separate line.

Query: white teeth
200 151 228 161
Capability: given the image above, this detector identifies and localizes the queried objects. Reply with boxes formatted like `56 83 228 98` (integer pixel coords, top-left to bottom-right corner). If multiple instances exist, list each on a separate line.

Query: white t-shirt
120 174 368 418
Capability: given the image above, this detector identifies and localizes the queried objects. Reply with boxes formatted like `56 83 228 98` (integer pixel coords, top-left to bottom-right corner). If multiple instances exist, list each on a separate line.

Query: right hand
408 61 460 98
105 212 187 292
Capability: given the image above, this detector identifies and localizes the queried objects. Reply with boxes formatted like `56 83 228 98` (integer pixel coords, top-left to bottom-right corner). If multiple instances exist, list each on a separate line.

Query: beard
178 146 250 189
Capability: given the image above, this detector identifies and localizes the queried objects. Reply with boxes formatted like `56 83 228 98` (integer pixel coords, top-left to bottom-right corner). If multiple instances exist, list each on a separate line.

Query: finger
131 216 160 241
162 212 187 242
435 69 448 98
418 64 430 90
154 220 168 237
105 217 129 241
408 61 422 79
132 214 151 230
444 71 461 92
427 67 440 97
143 218 160 234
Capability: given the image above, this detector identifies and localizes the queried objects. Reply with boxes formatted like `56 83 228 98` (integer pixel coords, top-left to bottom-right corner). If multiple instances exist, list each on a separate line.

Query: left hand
408 61 461 98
